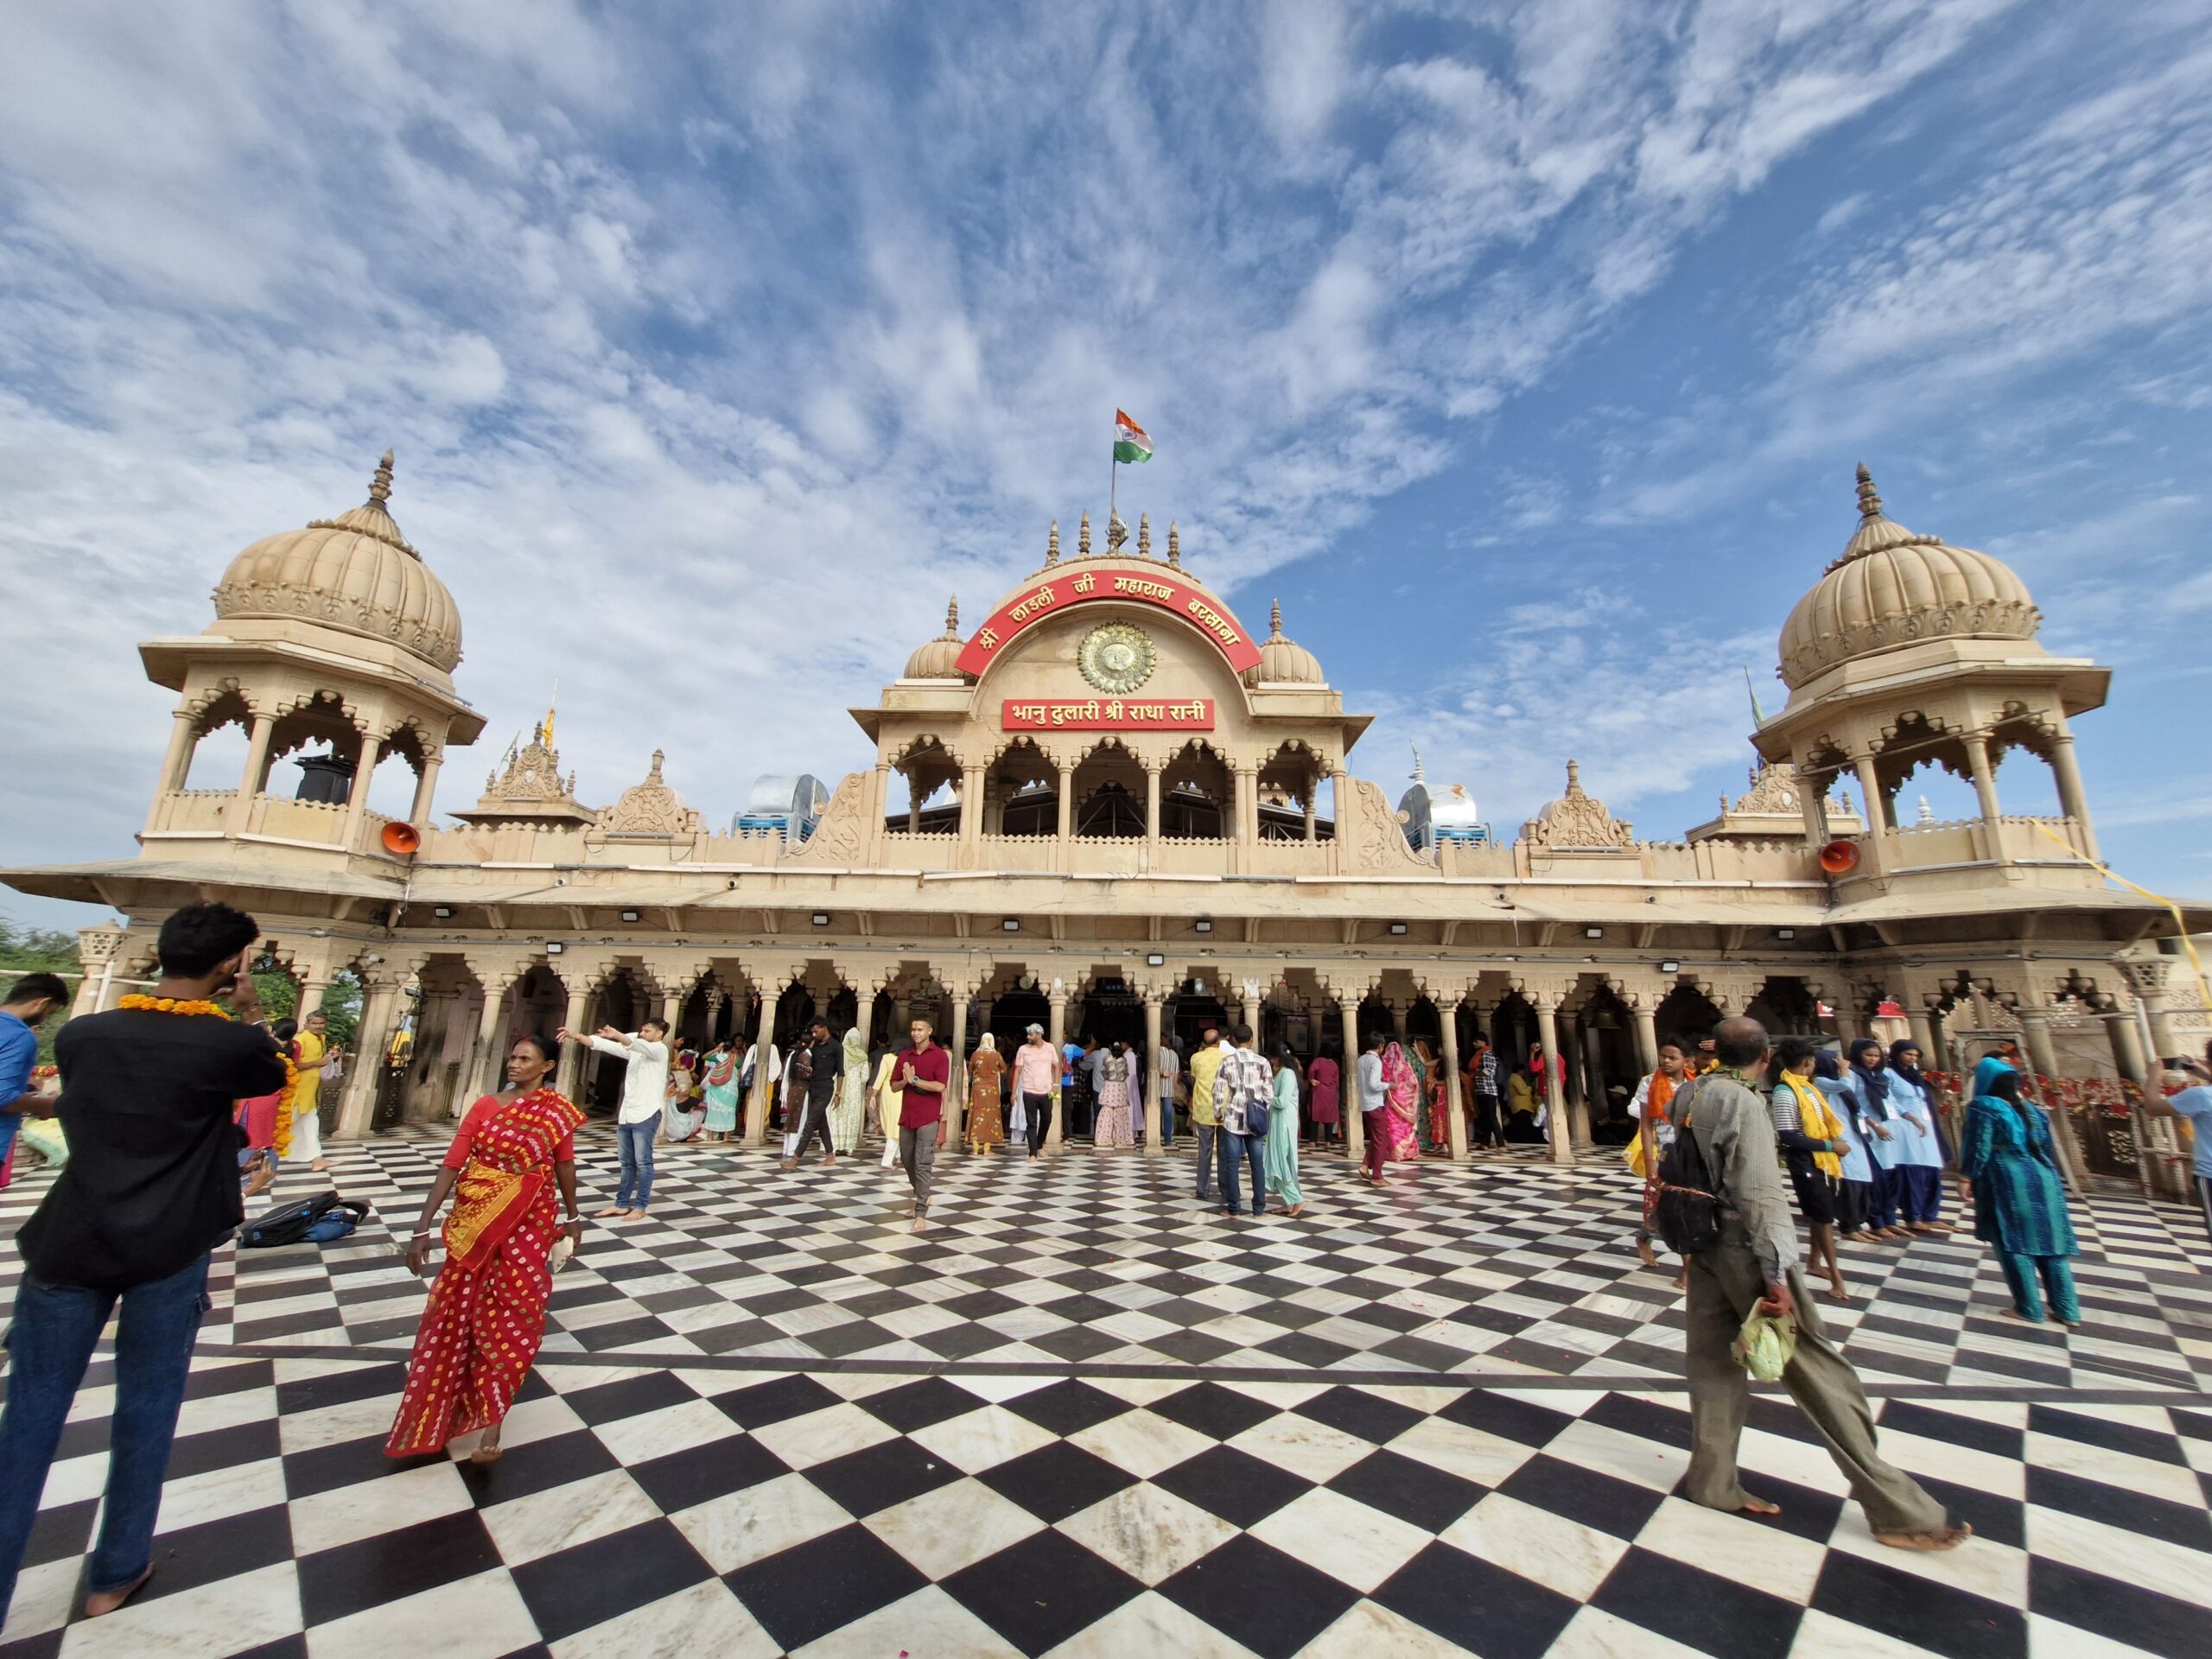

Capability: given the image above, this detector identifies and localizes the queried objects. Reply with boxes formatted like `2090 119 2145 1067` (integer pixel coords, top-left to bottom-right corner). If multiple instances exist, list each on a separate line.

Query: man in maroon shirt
893 1018 950 1231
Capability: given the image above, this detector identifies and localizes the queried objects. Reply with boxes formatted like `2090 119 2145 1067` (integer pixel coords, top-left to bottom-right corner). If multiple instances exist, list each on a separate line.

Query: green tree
0 917 82 1065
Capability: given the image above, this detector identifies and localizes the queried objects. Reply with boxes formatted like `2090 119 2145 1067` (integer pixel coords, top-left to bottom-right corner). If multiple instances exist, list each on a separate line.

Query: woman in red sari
385 1034 584 1463
1378 1041 1423 1162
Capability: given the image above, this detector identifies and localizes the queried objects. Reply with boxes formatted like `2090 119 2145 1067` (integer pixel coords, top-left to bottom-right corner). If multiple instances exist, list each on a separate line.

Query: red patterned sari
385 1086 584 1457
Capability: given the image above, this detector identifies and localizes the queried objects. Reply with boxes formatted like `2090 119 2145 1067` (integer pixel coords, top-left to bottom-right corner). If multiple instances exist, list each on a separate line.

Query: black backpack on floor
1651 1081 1725 1257
241 1193 367 1248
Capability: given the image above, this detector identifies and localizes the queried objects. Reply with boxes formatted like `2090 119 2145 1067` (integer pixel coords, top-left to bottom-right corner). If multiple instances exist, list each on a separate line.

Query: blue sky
3 1 2209 933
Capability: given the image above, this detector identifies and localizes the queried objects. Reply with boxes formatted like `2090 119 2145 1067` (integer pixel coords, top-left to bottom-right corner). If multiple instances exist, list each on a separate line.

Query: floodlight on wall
1388 922 1408 936
620 909 641 923
545 942 564 956
1147 952 1166 968
1777 928 1796 940
1194 919 1214 934
1584 927 1604 939
432 906 454 919
1658 959 1679 973
811 913 831 926
1002 918 1021 932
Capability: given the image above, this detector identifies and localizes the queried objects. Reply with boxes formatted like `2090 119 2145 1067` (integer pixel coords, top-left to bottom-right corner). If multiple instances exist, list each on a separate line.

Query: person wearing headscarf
1264 1046 1306 1217
872 1042 902 1167
1814 1052 1875 1241
700 1042 741 1141
1378 1041 1422 1162
1958 1058 2079 1325
829 1028 870 1154
966 1031 1007 1154
1886 1039 1949 1234
1846 1038 1910 1241
1770 1038 1851 1302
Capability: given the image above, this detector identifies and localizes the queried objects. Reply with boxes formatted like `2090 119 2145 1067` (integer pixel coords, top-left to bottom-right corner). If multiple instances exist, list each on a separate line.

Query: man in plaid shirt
1211 1024 1273 1217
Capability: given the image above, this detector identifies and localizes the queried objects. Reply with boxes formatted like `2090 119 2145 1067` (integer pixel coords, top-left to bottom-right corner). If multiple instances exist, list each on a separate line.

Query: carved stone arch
185 677 253 730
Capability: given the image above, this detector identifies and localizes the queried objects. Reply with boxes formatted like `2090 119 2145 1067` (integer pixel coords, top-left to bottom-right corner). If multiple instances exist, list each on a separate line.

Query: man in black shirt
0 902 286 1623
781 1017 842 1169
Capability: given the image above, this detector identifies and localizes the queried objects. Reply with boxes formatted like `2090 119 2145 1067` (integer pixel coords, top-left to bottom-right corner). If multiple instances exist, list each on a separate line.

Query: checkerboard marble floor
2 1128 2207 1657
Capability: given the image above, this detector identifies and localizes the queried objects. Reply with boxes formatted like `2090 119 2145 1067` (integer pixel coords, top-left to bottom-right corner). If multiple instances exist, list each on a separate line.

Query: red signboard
1001 697 1215 731
954 567 1264 677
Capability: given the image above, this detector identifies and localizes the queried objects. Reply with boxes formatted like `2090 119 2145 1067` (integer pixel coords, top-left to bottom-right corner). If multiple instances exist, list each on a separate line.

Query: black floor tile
508 1518 713 1643
711 1373 842 1429
943 1528 1144 1656
626 1433 787 1513
1497 1453 1667 1539
569 1315 676 1352
458 1428 620 1506
2027 1403 2188 1465
1152 1446 1312 1529
1328 1448 1486 1532
1437 1389 1577 1446
805 1435 963 1517
1372 1541 1580 1659
1003 1378 1133 1437
1584 1393 1695 1451
557 1369 697 1426
2027 1465 2212 1550
724 1522 927 1653
137 1503 295 1603
1295 1385 1427 1446
165 1418 283 1480
2029 1557 2207 1659
273 1362 408 1417
1592 1546 1802 1659
1146 1381 1281 1441
848 1376 978 1433
1154 1534 1358 1659
296 1507 502 1626
1878 1401 2025 1461
979 1441 1139 1523
1811 1548 2025 1659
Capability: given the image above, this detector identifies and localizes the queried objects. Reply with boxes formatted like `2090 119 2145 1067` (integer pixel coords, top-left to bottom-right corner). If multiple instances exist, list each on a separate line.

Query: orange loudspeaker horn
381 820 423 857
1818 839 1860 874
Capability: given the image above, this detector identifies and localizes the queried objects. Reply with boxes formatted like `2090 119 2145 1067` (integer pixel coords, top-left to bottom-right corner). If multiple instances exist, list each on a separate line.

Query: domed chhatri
1776 465 2038 690
903 595 971 682
213 448 464 674
1252 599 1325 686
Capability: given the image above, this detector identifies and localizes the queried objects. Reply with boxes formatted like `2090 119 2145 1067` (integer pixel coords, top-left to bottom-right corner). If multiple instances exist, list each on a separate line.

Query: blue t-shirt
0 1009 39 1163
2169 1085 2212 1179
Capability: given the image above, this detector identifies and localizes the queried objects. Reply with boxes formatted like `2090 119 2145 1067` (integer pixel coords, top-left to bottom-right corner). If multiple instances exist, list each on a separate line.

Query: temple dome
1777 465 2038 690
212 450 462 673
903 596 970 680
1250 599 1325 685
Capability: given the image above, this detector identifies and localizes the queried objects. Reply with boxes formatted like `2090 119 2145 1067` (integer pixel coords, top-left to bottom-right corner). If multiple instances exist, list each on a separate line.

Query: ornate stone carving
455 722 595 827
1337 778 1436 874
75 925 125 963
1523 761 1634 850
784 772 868 864
1077 623 1155 695
592 751 702 838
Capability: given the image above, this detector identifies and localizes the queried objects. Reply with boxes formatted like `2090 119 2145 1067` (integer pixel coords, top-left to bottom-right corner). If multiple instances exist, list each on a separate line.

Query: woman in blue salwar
1957 1056 2079 1327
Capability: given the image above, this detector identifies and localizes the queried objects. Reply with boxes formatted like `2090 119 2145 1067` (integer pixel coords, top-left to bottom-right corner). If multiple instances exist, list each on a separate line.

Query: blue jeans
616 1122 655 1210
1217 1130 1266 1215
0 1253 212 1620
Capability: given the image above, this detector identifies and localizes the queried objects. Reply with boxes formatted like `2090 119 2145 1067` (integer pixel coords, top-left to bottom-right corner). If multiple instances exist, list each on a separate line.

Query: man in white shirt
1355 1030 1389 1187
560 1018 669 1221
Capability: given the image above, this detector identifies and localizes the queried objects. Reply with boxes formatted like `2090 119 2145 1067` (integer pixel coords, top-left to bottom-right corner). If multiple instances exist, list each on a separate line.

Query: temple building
8 454 2205 1188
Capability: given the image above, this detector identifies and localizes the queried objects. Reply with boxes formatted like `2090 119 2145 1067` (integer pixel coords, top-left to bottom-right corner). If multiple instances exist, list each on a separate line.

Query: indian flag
1113 409 1153 464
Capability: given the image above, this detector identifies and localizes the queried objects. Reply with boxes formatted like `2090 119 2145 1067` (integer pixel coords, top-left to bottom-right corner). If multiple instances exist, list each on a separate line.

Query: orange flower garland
120 992 301 1155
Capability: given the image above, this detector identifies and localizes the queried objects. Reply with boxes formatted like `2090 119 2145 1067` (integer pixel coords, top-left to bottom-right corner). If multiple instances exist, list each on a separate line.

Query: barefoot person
385 1033 584 1463
1675 1016 1968 1550
563 1017 668 1220
1958 1058 2080 1327
1770 1038 1852 1303
893 1018 950 1230
0 904 287 1624
290 1009 332 1173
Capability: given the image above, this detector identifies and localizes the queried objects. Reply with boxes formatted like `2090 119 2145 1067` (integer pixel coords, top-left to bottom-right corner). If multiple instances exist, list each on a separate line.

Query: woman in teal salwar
1265 1048 1306 1217
1958 1057 2079 1326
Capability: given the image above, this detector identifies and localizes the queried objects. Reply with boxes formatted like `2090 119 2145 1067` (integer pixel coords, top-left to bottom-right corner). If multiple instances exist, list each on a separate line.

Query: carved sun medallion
1078 622 1156 695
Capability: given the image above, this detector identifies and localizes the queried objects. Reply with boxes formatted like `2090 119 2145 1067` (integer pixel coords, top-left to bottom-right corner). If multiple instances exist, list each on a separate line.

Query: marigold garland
120 992 302 1155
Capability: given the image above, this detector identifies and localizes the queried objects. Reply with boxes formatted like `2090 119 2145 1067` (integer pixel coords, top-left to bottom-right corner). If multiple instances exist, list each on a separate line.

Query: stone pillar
408 755 442 828
147 710 199 831
2102 1006 2147 1086
947 989 970 1144
1852 754 1890 836
1905 1007 1939 1066
340 734 385 851
1579 1017 1605 1147
1535 1000 1571 1166
2049 732 2097 860
1796 772 1831 849
744 1004 776 1147
471 976 513 1098
226 711 277 833
1146 764 1161 844
1330 766 1350 873
1961 731 2004 830
335 976 404 1137
1142 988 1164 1154
2123 959 2181 1062
555 982 592 1103
1046 981 1069 1153
1437 990 1469 1161
1339 995 1363 1164
1631 1004 1660 1073
2017 1007 2061 1084
1303 787 1317 842
1055 769 1073 841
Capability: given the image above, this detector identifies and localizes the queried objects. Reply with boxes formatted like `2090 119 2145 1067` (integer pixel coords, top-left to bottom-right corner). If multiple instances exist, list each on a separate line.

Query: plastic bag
1733 1304 1799 1382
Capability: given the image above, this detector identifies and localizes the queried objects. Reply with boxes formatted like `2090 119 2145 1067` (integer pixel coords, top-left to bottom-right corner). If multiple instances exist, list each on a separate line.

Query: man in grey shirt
1677 1017 1967 1551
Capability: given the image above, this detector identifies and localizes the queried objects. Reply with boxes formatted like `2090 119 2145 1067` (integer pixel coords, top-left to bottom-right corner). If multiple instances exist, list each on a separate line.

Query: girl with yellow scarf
1770 1037 1852 1303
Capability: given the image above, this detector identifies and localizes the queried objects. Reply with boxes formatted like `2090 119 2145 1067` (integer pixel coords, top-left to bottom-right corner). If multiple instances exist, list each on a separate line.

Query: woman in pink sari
1379 1042 1422 1162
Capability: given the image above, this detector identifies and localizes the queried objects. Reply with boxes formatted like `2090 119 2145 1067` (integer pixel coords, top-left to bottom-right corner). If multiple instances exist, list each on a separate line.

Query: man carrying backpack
1669 1016 1968 1552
